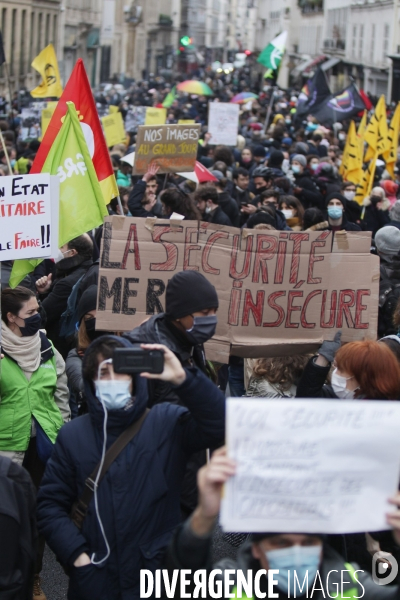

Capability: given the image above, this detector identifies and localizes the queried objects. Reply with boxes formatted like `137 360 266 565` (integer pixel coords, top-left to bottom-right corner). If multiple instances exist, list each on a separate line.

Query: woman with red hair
297 332 400 399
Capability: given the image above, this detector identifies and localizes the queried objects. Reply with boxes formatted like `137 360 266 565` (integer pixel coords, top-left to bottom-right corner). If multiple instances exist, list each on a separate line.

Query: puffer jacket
37 337 225 600
361 196 391 237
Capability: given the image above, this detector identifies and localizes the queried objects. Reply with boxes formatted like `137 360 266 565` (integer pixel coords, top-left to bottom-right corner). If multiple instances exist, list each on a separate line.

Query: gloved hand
319 331 342 363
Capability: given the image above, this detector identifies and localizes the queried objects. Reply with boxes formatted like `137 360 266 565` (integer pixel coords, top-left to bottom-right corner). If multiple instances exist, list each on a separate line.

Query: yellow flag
383 102 400 178
40 101 57 140
31 44 63 98
339 121 362 183
364 96 389 161
145 107 166 125
354 155 377 206
101 112 127 147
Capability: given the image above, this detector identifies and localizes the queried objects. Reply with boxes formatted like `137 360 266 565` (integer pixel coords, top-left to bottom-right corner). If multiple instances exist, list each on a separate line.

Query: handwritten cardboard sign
0 174 59 260
96 217 379 361
221 398 400 533
133 124 201 174
208 102 239 146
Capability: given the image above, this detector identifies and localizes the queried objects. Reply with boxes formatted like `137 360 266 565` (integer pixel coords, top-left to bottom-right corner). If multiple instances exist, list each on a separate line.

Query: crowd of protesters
3 68 400 600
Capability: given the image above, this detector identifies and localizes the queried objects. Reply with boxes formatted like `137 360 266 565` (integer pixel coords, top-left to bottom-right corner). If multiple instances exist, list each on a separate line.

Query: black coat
218 191 239 227
37 361 225 600
40 258 93 356
296 356 337 398
294 171 324 210
205 206 232 226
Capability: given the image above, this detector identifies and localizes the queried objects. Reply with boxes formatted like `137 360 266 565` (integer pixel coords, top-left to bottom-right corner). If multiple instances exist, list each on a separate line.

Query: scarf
1 321 42 372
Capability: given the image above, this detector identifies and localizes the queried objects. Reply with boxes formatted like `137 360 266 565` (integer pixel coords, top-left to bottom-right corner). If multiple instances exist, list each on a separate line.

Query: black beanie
77 285 98 324
325 192 347 209
268 150 284 168
246 212 276 229
165 271 219 319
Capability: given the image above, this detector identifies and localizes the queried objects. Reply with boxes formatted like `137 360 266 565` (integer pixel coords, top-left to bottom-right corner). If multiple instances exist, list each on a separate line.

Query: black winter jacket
296 356 337 398
294 171 324 210
37 359 225 600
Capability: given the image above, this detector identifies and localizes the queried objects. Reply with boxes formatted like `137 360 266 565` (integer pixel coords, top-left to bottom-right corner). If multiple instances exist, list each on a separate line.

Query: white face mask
331 368 358 399
205 206 213 214
54 249 69 263
344 190 356 201
282 158 290 173
281 209 293 219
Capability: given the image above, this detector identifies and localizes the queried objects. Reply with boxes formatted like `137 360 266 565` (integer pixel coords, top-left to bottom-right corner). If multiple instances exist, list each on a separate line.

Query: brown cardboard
133 124 201 174
96 217 380 362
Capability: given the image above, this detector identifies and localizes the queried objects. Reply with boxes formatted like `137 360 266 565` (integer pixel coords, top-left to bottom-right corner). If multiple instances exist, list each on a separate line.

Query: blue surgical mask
292 164 301 174
185 315 217 345
266 545 321 595
95 380 132 410
328 206 343 220
311 163 319 171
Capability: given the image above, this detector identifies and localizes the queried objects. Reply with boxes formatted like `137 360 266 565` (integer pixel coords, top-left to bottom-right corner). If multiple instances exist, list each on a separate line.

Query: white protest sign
0 174 59 261
221 398 400 534
208 102 239 146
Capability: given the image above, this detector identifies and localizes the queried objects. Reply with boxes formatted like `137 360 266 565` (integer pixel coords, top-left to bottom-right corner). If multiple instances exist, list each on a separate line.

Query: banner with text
208 102 239 146
0 174 59 261
133 124 201 174
96 217 379 361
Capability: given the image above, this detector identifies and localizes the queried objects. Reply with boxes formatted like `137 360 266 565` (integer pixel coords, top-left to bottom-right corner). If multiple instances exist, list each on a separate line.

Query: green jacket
0 351 64 451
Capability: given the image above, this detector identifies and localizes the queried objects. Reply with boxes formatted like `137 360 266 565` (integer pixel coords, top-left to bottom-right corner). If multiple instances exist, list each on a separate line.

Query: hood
82 335 149 439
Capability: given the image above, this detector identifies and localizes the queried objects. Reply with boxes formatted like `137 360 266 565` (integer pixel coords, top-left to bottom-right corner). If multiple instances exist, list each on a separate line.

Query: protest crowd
5 39 400 600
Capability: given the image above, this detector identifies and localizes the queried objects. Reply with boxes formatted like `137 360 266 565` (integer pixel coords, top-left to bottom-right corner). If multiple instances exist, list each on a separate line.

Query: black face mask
84 317 104 342
185 315 218 345
370 196 381 206
19 313 42 336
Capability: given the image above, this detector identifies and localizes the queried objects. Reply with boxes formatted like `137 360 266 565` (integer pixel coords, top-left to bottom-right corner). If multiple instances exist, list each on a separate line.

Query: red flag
31 59 118 203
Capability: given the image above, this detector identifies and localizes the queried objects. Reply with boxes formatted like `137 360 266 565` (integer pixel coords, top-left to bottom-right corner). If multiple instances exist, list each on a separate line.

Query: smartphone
113 347 164 374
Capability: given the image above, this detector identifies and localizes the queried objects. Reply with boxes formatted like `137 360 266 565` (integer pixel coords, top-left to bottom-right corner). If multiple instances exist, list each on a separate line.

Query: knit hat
165 271 219 319
382 180 399 197
375 226 400 256
292 154 307 168
294 142 309 155
211 170 224 181
77 285 98 324
268 150 284 169
325 192 347 209
281 137 293 147
252 145 266 158
246 212 276 229
390 200 400 222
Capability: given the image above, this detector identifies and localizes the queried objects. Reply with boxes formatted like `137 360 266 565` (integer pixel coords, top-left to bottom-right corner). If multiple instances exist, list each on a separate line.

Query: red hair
335 340 400 400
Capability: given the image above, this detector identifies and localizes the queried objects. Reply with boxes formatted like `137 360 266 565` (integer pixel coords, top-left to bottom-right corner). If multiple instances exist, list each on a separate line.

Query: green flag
257 31 287 70
162 86 177 108
10 102 108 288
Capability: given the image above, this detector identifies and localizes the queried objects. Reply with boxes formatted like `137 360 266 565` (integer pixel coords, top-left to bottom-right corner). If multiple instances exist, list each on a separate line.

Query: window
358 24 363 60
37 13 42 56
53 15 58 49
370 23 375 63
10 9 16 76
327 8 348 43
29 12 35 65
45 14 50 46
383 23 390 59
0 9 6 78
352 24 357 59
20 10 26 75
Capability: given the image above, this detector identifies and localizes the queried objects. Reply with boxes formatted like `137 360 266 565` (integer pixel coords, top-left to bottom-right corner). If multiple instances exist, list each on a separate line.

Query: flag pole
263 86 277 134
116 195 124 215
0 130 12 172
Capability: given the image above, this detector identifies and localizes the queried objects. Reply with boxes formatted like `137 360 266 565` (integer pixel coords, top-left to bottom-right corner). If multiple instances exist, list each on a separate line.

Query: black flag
310 83 367 126
295 68 331 119
0 31 6 66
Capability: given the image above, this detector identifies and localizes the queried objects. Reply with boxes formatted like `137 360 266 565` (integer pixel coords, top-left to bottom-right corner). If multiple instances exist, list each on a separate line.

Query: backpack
58 274 85 340
0 457 37 599
378 266 400 336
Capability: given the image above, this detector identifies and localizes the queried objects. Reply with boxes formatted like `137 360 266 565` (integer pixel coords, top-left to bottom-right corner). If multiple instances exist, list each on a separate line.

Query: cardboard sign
133 124 201 174
0 174 59 260
208 102 239 146
145 107 166 125
221 398 400 533
96 217 379 361
101 112 126 147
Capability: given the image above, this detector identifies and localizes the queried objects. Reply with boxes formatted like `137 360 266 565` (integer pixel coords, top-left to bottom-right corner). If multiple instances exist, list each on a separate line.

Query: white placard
221 398 400 534
0 174 59 261
208 102 239 146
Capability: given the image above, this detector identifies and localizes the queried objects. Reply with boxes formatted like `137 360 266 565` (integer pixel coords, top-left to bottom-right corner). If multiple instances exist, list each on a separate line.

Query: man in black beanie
124 271 220 516
124 270 219 407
